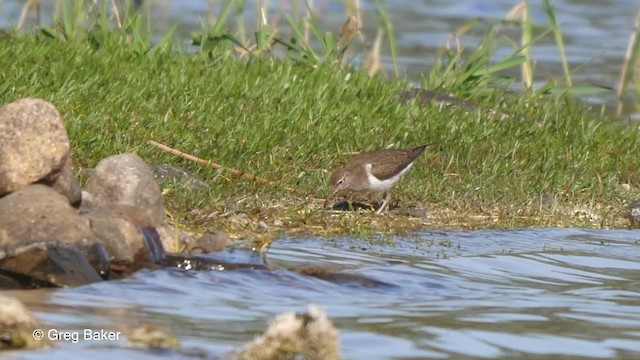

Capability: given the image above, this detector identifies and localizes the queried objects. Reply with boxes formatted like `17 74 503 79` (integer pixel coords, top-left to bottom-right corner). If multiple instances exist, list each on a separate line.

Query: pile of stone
0 98 228 289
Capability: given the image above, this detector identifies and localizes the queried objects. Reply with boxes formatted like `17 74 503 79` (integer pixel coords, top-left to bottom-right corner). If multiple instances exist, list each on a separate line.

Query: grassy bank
1 23 639 237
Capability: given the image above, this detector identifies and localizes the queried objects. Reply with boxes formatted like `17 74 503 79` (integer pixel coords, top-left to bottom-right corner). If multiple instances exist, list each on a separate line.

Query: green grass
1 8 640 235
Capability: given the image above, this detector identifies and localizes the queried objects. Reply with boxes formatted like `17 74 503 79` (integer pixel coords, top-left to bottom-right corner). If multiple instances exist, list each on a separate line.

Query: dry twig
148 140 275 186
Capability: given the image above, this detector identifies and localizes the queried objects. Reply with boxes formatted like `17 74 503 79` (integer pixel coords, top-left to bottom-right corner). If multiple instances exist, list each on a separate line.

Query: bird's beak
324 188 337 209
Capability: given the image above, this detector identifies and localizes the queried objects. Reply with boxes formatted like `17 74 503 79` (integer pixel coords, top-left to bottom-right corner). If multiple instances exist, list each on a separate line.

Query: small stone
42 164 82 207
156 224 198 254
229 213 250 226
0 98 70 195
85 153 164 227
191 231 233 253
273 219 284 227
627 200 640 229
257 221 269 232
570 206 599 222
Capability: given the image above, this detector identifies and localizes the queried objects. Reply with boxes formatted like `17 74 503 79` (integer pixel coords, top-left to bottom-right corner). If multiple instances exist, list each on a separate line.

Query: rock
0 185 98 250
0 241 103 288
627 200 640 229
0 98 69 195
257 221 269 232
80 242 112 280
41 164 82 207
152 164 209 190
229 305 341 360
570 206 599 222
127 324 180 349
79 190 97 210
82 206 159 266
0 273 22 289
191 231 233 253
85 153 164 227
228 213 250 227
0 295 49 349
0 268 55 289
156 224 197 253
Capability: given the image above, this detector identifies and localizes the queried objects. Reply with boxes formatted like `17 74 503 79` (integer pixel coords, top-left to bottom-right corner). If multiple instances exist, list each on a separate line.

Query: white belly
365 162 415 192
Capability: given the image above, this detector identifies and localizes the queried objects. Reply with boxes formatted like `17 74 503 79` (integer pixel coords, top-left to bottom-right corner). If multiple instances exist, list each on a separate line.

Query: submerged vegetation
1 0 639 237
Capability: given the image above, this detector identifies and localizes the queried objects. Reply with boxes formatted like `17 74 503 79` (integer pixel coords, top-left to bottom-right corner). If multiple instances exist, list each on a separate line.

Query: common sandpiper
324 144 434 214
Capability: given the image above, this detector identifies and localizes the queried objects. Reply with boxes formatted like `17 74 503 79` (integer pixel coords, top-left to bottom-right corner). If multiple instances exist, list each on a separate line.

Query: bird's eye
337 179 343 185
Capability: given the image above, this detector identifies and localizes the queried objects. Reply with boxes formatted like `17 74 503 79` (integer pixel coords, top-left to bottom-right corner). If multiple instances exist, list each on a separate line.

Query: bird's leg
376 192 392 214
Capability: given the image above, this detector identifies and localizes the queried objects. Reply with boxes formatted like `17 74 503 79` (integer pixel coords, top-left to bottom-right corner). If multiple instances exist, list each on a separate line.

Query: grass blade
542 0 572 86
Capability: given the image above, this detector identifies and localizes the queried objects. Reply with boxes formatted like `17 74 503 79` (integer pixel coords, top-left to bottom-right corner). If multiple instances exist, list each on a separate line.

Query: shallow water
4 228 640 359
2 0 638 116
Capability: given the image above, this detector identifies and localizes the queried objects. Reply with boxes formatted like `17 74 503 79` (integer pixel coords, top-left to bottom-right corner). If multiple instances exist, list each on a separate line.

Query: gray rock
257 221 269 232
85 153 164 227
158 226 234 255
82 206 148 265
156 223 196 253
0 185 98 250
0 98 69 195
0 241 102 288
81 204 165 266
191 231 233 253
42 164 82 207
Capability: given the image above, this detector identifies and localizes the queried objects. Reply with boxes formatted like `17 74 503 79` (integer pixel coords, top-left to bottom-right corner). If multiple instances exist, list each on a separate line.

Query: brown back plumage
343 144 432 181
325 144 435 209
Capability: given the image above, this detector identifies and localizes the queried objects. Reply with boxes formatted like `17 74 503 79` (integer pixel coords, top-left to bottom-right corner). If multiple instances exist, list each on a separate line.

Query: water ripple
9 228 640 359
